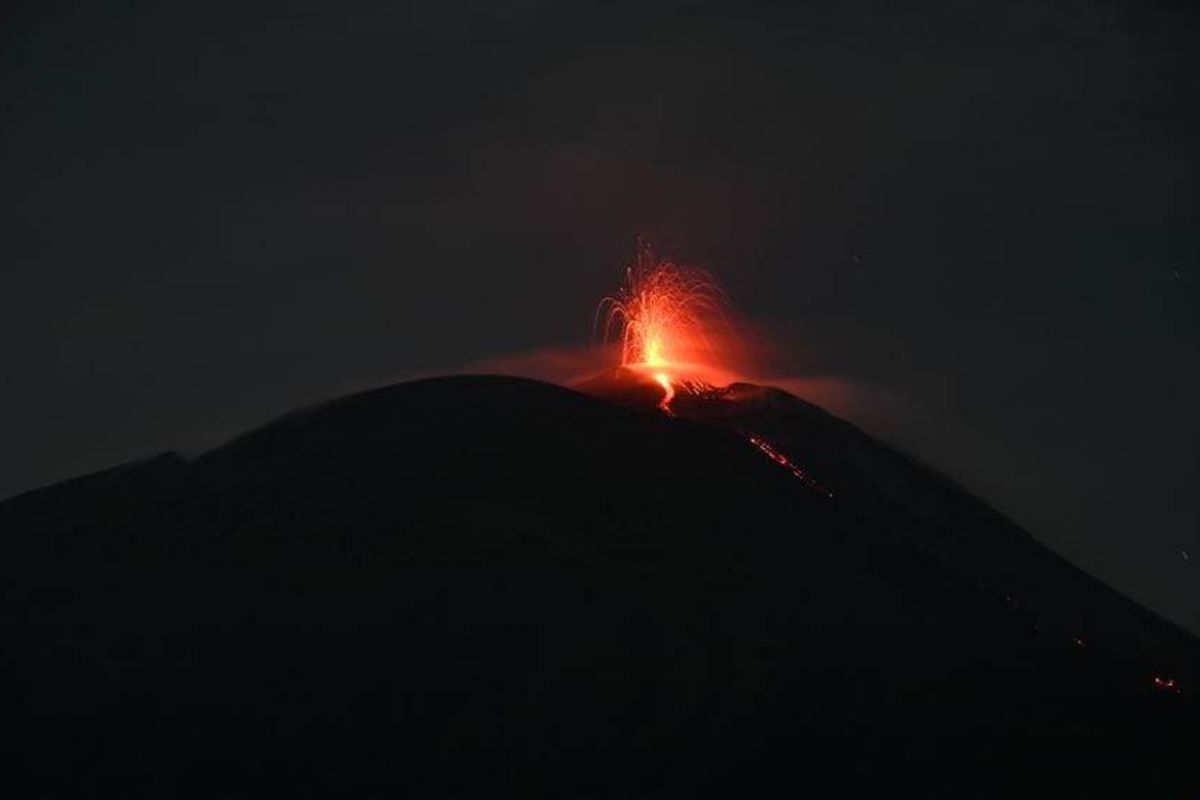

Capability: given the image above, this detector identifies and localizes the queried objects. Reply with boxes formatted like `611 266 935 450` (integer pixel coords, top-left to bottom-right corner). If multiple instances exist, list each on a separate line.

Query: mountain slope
2 375 1196 796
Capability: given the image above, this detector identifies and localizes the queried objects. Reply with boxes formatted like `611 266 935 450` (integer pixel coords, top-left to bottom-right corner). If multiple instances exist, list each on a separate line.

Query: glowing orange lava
747 434 834 498
594 242 835 502
653 372 675 412
597 244 729 411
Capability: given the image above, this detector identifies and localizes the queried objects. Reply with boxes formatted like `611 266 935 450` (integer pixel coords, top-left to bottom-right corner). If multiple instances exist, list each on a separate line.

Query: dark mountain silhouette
3 374 1196 797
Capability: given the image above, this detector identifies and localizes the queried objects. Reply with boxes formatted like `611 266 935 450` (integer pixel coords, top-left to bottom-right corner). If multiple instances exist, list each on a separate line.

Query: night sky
2 1 1197 633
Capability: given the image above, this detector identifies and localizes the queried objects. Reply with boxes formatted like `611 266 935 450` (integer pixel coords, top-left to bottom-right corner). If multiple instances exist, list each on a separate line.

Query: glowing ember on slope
596 243 731 411
747 434 834 498
1152 675 1182 694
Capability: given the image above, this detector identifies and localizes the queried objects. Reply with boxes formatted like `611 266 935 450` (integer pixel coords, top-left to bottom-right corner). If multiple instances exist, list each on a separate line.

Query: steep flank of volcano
3 375 1196 797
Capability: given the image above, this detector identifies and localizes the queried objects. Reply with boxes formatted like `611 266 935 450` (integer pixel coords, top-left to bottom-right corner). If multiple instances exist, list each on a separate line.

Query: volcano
3 375 1196 796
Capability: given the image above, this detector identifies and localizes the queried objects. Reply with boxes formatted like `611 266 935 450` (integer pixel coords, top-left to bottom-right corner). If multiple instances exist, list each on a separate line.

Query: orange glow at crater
597 243 733 411
591 241 836 503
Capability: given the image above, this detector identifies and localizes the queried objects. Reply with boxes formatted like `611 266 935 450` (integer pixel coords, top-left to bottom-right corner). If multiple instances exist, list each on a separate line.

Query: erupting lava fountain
595 245 738 412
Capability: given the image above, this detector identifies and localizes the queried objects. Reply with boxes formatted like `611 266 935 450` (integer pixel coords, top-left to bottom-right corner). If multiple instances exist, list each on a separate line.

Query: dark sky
2 0 1197 632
